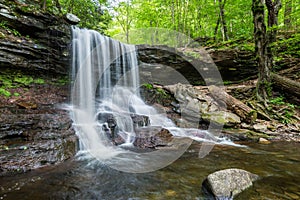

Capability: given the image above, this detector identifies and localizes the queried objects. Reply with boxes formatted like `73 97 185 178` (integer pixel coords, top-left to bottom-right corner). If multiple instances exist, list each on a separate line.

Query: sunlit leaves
59 0 112 33
105 0 299 41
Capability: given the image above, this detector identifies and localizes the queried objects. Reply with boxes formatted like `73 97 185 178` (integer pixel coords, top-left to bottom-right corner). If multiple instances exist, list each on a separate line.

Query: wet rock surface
98 112 172 148
0 84 77 176
0 1 77 176
133 127 173 149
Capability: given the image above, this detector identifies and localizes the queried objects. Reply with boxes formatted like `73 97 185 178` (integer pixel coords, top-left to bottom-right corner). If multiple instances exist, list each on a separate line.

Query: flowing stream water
0 142 299 199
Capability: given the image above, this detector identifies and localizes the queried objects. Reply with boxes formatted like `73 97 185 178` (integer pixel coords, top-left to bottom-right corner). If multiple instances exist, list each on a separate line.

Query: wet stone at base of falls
97 112 172 149
133 127 173 149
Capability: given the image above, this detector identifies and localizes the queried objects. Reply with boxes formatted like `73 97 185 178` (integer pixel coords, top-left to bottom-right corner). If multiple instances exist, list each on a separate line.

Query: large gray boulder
164 83 240 127
203 168 259 199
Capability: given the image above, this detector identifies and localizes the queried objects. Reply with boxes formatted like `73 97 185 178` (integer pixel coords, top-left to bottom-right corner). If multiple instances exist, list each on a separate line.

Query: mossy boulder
202 111 241 127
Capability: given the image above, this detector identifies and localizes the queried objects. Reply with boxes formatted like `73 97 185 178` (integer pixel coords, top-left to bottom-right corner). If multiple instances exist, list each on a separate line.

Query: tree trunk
252 0 272 104
284 0 293 29
218 0 229 41
214 14 221 41
209 85 257 123
265 0 282 43
271 73 300 97
126 2 130 43
41 0 47 10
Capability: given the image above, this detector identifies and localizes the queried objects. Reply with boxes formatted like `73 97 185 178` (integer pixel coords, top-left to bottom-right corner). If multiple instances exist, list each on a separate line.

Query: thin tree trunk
171 0 175 30
214 14 220 41
183 0 189 36
265 0 282 43
125 2 132 43
41 0 47 10
252 0 272 104
219 0 229 41
284 0 292 30
196 6 201 36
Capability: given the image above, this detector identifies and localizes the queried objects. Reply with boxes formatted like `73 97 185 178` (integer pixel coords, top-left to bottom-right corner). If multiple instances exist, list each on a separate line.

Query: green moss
0 88 11 97
0 69 47 97
33 78 45 84
270 96 285 105
14 76 34 85
247 110 257 123
13 92 20 97
51 76 69 86
223 81 233 85
0 31 5 39
142 83 153 90
0 21 21 37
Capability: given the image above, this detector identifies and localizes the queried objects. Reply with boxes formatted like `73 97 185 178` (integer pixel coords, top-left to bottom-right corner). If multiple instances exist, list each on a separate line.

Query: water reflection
0 142 299 199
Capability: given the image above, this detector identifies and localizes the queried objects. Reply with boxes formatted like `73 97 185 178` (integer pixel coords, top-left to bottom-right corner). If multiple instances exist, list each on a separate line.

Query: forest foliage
105 0 299 43
37 0 299 43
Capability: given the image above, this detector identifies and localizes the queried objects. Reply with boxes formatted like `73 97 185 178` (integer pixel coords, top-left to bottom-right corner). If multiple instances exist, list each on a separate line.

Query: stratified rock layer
0 0 71 76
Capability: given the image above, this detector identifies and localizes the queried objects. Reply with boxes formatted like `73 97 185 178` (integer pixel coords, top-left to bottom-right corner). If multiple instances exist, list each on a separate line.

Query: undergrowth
0 69 45 97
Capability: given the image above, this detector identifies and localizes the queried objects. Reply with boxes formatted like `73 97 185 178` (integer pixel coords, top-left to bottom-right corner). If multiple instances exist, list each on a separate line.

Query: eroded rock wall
0 1 76 176
0 0 71 76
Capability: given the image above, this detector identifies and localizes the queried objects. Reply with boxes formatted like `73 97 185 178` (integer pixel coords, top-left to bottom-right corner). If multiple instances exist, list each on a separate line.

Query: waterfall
70 27 241 173
71 27 139 140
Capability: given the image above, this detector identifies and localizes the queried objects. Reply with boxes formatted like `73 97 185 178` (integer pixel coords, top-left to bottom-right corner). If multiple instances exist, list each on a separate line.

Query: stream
0 141 299 200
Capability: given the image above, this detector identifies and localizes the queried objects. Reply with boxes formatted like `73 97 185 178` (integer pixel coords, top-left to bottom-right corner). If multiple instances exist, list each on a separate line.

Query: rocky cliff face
0 0 77 176
137 45 257 85
0 0 71 76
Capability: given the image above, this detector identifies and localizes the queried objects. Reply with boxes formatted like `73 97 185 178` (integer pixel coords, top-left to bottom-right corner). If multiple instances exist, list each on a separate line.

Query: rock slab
203 168 259 199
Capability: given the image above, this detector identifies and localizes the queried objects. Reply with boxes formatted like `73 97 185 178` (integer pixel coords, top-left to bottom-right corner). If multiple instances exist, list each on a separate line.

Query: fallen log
208 85 257 123
271 73 300 98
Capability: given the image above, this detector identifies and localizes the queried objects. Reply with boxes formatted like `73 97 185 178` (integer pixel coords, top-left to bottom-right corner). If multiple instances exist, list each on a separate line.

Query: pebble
253 124 268 132
258 138 271 144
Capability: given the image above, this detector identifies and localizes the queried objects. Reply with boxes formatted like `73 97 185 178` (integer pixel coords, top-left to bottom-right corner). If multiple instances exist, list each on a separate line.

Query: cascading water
70 27 240 173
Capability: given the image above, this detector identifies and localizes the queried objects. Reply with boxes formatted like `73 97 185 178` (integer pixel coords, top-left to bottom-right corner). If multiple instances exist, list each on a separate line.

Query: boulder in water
133 127 173 149
202 168 259 199
98 112 151 145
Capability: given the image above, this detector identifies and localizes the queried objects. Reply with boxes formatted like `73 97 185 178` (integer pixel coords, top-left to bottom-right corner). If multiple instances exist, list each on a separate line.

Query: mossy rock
202 111 241 127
